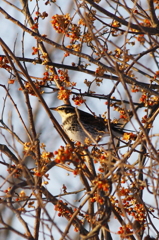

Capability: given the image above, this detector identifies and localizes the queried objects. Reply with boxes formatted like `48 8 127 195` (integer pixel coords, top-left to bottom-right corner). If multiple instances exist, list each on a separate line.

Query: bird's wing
76 109 126 135
77 110 106 131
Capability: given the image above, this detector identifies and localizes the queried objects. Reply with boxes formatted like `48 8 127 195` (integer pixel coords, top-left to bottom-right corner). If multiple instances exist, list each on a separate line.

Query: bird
50 104 124 143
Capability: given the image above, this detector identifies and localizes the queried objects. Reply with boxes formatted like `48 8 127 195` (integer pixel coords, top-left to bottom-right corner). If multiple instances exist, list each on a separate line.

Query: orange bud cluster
123 132 137 141
66 44 80 52
155 70 159 77
114 106 129 121
41 151 54 164
4 187 11 193
57 87 71 100
90 192 104 205
78 18 86 26
95 179 110 192
51 14 80 41
19 81 43 96
141 115 148 123
42 70 56 82
8 79 15 84
32 46 39 55
0 56 11 70
58 69 71 86
117 225 133 237
51 14 71 33
131 86 140 92
112 21 121 28
54 200 73 218
112 184 147 235
139 94 159 107
72 96 86 106
142 19 152 27
136 34 145 44
35 11 48 20
7 164 22 178
95 67 105 76
54 145 79 164
31 23 39 30
82 32 93 42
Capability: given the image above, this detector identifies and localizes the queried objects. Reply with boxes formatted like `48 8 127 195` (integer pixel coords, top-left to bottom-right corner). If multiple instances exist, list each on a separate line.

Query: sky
0 0 159 239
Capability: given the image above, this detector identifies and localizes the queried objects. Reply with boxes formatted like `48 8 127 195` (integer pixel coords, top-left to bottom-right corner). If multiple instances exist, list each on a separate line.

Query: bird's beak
50 107 58 111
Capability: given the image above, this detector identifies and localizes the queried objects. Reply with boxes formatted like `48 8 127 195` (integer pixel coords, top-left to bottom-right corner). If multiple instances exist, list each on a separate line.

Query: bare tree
0 0 159 239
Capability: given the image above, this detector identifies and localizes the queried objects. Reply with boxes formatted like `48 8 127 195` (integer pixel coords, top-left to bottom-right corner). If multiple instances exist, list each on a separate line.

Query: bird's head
50 104 76 122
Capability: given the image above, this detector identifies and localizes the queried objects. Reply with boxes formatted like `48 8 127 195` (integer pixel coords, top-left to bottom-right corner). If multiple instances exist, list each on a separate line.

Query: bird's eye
65 109 71 114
